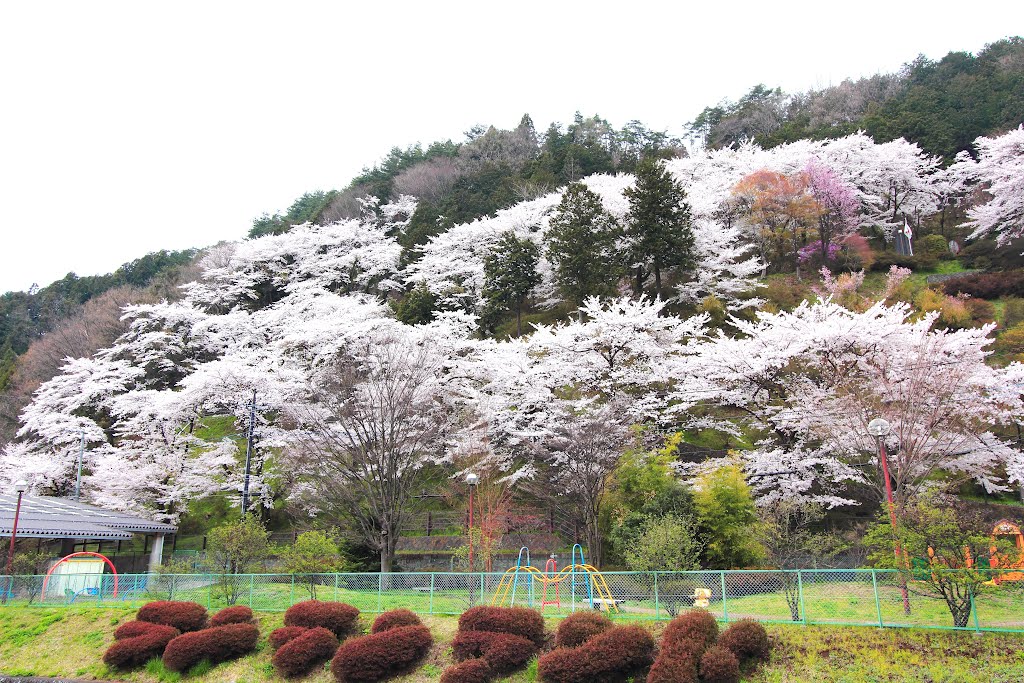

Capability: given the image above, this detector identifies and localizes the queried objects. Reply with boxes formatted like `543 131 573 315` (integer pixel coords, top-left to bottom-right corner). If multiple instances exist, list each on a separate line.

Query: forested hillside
0 250 199 443
689 37 1024 161
1 37 1023 573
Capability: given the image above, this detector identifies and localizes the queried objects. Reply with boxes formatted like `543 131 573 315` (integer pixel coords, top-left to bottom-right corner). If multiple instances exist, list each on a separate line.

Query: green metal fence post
334 573 339 602
248 575 254 608
170 574 176 601
377 574 382 613
654 572 660 618
479 573 484 605
797 570 807 625
720 572 728 623
871 570 883 628
207 574 212 609
970 585 980 632
289 574 295 607
429 573 434 615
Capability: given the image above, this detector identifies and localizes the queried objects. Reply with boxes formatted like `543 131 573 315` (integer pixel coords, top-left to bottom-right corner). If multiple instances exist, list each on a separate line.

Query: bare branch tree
393 157 465 204
288 335 449 572
532 402 631 568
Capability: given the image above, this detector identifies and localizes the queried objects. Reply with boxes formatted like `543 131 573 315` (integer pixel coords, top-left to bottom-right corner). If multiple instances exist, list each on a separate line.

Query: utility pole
241 388 257 517
75 428 84 502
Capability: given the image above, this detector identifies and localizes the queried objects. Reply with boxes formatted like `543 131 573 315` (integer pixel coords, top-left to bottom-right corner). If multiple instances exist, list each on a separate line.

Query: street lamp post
4 480 29 602
868 418 911 615
466 473 479 572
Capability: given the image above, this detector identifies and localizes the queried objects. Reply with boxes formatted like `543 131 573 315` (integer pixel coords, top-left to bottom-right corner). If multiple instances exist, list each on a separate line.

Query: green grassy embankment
2 607 1024 682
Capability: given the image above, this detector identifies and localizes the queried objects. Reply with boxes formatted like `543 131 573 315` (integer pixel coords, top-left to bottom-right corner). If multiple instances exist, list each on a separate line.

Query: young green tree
545 182 622 308
623 515 701 571
205 515 272 605
481 232 541 336
865 497 1019 628
623 159 695 298
7 548 48 604
603 435 697 567
694 464 765 569
278 530 347 599
759 500 845 621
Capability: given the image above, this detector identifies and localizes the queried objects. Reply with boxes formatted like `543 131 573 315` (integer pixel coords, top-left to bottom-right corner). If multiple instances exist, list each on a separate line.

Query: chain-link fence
2 569 1021 632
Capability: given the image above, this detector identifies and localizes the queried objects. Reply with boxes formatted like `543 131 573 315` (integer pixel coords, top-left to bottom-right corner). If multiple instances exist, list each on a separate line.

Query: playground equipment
988 519 1024 583
41 551 118 601
917 519 1024 585
490 544 619 612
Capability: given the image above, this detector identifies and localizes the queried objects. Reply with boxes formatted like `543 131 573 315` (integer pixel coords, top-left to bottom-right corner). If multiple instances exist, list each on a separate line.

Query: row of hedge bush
647 609 771 683
104 600 771 682
441 606 544 683
104 602 259 673
941 271 1024 299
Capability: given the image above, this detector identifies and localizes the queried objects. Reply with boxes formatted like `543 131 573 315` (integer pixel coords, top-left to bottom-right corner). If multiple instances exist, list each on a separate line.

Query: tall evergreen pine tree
624 159 695 298
545 182 622 308
482 232 541 336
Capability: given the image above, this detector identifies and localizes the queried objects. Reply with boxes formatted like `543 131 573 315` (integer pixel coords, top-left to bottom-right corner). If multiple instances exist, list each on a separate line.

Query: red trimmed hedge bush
162 623 260 673
137 600 208 632
646 638 704 683
440 658 491 683
331 624 433 682
371 608 421 634
717 619 770 664
537 625 655 683
554 611 613 648
458 606 545 647
662 609 719 651
270 626 310 651
210 605 255 627
699 645 740 683
273 626 339 678
647 609 720 682
285 600 360 637
112 620 169 640
103 622 179 669
451 630 536 675
941 271 1024 299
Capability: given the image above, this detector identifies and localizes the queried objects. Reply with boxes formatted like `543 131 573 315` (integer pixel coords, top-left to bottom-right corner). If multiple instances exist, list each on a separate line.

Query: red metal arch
41 551 118 600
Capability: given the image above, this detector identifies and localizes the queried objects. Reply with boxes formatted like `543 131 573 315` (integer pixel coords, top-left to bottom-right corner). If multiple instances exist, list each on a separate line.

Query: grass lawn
2 607 1024 682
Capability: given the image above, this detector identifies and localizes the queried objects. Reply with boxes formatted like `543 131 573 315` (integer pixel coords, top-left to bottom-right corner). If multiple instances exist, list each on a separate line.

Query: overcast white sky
1 1 1021 294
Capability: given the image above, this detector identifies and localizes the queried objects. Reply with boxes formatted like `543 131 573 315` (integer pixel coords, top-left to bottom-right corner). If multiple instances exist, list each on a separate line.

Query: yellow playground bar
490 544 619 612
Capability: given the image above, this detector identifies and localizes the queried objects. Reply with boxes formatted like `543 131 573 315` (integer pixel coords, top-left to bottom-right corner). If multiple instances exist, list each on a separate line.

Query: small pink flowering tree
805 158 860 260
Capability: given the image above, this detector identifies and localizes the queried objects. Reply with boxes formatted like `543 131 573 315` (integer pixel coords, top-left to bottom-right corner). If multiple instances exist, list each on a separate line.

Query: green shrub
1002 298 1024 328
918 234 949 257
694 465 765 569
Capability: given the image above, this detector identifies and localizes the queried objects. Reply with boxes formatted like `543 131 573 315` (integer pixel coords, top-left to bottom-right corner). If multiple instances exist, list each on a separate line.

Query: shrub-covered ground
1 607 1023 682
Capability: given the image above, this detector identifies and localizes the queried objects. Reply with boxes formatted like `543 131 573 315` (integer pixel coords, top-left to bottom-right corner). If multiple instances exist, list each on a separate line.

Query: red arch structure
41 551 118 600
